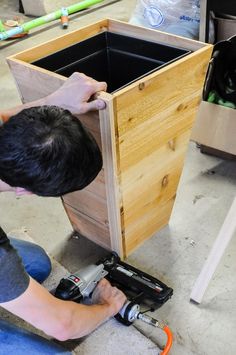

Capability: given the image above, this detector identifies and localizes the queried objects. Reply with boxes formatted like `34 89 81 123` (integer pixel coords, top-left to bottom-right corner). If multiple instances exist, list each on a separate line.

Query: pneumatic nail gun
55 253 173 325
55 252 173 353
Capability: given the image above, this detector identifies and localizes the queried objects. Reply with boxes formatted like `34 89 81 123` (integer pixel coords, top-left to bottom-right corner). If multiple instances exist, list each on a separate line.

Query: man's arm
0 72 107 123
1 277 126 341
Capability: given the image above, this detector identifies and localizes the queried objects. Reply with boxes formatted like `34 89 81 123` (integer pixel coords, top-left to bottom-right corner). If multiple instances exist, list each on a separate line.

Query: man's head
0 106 102 196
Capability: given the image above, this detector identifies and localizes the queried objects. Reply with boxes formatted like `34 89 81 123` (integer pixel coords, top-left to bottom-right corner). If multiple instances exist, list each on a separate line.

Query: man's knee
9 238 52 283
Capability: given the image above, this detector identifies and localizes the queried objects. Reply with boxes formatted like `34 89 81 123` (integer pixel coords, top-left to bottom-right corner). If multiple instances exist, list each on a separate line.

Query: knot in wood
100 26 108 32
177 103 184 111
162 175 169 188
128 117 134 123
168 139 176 151
138 82 145 90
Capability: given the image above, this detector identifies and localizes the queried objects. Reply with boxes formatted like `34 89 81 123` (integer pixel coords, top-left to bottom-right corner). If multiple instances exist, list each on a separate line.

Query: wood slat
77 111 102 150
8 19 108 63
121 131 190 228
108 19 208 52
114 47 212 136
118 96 199 172
121 130 190 191
63 188 109 225
124 197 176 255
99 93 123 257
7 59 66 103
75 169 106 199
64 204 111 250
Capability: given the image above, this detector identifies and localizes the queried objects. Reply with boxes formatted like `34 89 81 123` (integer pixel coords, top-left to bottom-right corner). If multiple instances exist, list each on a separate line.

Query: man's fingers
97 278 108 287
94 81 107 93
82 99 106 113
95 98 106 109
72 73 107 90
71 72 107 92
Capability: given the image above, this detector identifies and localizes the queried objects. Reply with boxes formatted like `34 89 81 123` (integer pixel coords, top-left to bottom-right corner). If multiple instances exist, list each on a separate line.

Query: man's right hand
91 278 127 316
0 72 107 124
46 72 107 115
1 276 126 340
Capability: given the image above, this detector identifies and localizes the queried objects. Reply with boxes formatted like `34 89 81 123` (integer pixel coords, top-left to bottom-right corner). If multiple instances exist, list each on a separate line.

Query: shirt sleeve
0 226 30 303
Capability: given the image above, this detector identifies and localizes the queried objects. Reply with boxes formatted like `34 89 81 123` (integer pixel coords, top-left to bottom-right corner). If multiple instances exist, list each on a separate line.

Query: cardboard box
191 101 236 156
215 15 236 42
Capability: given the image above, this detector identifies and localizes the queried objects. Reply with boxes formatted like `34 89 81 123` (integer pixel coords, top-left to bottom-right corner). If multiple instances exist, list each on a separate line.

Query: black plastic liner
32 32 191 93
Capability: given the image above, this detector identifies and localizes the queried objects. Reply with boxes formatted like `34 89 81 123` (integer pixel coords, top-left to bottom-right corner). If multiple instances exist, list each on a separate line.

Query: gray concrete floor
1 1 236 354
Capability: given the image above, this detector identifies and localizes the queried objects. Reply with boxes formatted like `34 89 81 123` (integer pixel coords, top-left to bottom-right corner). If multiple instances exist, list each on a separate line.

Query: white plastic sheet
129 0 200 39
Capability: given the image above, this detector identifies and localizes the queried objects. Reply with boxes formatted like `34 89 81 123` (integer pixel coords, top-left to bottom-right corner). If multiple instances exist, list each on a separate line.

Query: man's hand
91 278 127 316
1 277 125 340
0 72 107 123
46 72 107 115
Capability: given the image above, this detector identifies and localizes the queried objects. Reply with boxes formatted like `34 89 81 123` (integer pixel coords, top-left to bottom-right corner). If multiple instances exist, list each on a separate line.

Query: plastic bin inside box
32 32 191 93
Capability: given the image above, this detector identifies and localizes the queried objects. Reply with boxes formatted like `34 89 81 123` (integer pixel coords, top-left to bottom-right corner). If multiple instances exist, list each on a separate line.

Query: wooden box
7 19 212 257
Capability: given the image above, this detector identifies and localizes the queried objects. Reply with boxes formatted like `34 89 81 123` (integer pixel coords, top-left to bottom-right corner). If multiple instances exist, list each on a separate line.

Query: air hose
160 325 173 355
136 312 173 354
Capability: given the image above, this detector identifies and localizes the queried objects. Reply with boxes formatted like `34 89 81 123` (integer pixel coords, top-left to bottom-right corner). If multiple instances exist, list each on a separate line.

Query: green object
207 91 216 103
0 20 5 33
218 99 236 109
207 90 236 109
0 0 104 40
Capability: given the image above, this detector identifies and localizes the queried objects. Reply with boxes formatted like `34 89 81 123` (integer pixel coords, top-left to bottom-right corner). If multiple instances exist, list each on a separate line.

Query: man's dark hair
0 106 102 196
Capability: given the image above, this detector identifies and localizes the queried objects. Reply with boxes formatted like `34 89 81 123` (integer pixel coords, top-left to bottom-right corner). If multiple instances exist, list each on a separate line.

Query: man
0 72 126 354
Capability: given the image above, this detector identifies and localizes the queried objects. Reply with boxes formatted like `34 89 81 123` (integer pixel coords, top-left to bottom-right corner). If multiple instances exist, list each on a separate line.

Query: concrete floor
1 1 236 354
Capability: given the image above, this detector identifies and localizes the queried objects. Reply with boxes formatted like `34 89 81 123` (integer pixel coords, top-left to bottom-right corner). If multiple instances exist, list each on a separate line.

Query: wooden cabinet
7 19 212 257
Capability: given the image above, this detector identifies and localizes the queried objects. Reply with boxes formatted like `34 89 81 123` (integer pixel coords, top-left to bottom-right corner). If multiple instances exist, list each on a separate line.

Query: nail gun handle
54 276 83 302
115 301 140 326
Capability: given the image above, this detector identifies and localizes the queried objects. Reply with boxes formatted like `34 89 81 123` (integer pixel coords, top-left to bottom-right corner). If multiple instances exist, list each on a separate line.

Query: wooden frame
7 19 212 258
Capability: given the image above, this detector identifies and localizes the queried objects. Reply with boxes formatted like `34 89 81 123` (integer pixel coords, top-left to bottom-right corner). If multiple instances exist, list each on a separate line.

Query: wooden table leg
190 197 236 304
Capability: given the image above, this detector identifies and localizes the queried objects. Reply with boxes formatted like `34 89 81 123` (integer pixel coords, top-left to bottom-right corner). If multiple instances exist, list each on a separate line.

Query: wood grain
9 19 108 63
64 203 111 250
124 197 176 255
7 19 213 257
